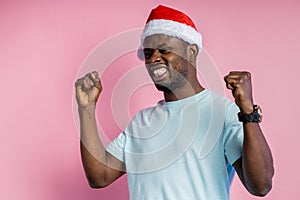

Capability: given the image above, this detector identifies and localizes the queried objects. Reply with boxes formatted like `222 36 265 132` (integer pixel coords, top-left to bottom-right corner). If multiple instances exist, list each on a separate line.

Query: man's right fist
75 71 102 109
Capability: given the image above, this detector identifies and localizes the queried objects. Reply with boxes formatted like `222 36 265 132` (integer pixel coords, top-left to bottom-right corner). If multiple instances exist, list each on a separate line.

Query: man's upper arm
103 151 126 185
104 132 127 185
233 157 246 187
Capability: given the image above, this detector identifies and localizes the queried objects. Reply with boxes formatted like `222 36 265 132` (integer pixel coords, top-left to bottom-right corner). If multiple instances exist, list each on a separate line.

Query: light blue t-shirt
106 90 243 200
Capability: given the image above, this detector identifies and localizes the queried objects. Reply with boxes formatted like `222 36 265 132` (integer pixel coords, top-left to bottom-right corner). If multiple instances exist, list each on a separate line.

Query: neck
163 80 204 102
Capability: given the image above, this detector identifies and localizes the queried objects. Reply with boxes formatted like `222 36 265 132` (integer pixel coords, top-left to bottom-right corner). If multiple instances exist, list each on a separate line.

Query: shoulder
127 102 165 127
133 103 161 119
203 90 240 125
204 90 237 110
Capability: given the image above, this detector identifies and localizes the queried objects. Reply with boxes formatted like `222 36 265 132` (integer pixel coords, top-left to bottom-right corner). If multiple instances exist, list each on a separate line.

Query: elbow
87 176 110 189
251 183 272 197
248 178 273 197
89 182 108 189
248 167 275 197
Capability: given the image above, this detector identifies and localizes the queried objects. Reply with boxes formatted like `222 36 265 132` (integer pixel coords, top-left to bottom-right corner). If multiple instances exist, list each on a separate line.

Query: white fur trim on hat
141 19 203 51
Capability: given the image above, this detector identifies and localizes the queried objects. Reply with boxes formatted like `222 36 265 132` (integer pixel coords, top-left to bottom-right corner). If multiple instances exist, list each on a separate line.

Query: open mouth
153 68 167 77
150 65 169 82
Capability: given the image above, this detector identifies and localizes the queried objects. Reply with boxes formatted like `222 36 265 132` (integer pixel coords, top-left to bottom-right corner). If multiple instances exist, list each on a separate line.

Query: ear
186 44 198 61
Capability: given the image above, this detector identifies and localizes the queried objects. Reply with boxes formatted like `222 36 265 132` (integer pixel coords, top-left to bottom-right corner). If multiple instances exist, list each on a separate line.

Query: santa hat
141 5 203 51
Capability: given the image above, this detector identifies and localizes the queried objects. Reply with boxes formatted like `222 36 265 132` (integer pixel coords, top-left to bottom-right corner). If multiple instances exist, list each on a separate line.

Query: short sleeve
105 109 144 163
223 102 244 165
105 132 126 162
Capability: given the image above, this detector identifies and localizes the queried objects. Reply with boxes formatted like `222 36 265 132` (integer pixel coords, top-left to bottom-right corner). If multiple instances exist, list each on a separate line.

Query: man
75 5 274 199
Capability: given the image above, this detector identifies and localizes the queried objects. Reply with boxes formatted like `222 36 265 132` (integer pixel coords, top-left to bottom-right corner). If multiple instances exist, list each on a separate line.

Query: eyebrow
157 44 172 49
143 44 173 50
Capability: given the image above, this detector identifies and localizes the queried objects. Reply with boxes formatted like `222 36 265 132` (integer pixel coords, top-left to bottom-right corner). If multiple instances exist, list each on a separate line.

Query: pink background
1 0 299 199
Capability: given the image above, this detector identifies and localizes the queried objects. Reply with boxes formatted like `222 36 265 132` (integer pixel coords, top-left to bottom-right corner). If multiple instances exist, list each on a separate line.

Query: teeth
153 68 167 76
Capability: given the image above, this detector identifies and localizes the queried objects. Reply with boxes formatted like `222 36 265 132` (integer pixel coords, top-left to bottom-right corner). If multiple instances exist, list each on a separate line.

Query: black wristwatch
238 105 262 123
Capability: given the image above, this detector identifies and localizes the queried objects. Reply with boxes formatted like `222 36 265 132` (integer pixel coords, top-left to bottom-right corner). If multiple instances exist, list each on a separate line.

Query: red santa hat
141 5 203 51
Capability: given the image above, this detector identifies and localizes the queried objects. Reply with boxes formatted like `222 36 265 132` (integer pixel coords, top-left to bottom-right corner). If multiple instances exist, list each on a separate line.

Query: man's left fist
224 71 254 113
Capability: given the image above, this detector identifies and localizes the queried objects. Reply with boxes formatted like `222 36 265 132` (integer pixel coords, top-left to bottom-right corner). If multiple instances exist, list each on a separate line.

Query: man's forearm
79 105 108 187
79 106 105 158
242 123 274 196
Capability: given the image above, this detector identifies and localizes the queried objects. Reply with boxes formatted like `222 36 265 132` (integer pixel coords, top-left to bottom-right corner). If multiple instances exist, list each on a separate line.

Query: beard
154 59 189 93
154 70 187 92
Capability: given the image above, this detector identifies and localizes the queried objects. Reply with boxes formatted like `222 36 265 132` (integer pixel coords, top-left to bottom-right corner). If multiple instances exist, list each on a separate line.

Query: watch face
238 105 263 123
255 105 263 122
253 112 261 122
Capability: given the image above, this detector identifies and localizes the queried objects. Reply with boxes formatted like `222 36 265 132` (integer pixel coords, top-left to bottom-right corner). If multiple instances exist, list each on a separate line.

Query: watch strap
238 105 262 123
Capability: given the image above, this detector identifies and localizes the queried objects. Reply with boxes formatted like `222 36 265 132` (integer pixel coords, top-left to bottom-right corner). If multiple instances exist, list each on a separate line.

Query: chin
153 76 186 93
154 84 172 93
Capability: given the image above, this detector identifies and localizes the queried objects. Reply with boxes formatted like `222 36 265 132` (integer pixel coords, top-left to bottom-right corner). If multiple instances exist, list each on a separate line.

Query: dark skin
143 35 204 100
225 71 274 196
75 34 274 196
75 72 125 188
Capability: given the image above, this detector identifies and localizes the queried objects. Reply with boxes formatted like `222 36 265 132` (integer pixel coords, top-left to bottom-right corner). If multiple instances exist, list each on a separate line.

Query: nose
148 49 162 63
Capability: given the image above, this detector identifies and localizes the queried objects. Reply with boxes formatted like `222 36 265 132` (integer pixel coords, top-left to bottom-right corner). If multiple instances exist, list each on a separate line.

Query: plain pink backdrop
1 0 299 199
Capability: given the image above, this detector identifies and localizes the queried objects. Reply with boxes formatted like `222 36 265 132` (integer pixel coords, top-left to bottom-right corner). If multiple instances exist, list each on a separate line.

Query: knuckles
241 71 251 80
75 71 101 91
226 71 251 80
224 71 252 88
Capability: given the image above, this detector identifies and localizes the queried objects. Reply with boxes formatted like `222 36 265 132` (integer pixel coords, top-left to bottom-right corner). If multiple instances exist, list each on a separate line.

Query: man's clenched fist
224 71 254 113
75 71 102 109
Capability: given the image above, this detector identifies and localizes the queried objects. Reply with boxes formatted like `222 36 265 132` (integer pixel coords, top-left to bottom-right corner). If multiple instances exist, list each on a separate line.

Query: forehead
143 34 186 49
